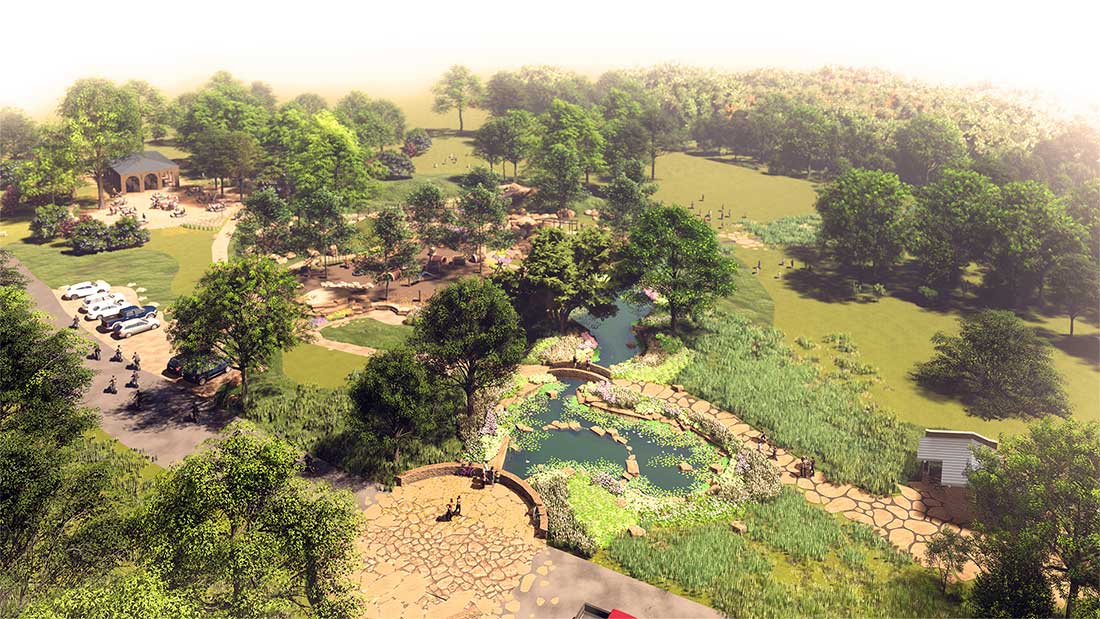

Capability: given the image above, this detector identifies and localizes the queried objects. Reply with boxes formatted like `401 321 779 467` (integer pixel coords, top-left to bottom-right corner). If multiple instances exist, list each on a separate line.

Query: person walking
70 315 80 329
129 371 139 389
92 343 101 360
112 346 124 362
132 352 141 370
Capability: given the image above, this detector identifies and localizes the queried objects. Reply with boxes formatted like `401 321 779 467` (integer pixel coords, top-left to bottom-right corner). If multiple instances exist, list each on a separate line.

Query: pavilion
106 150 180 195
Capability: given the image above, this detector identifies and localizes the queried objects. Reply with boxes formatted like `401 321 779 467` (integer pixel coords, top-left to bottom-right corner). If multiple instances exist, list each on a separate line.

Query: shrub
107 216 150 250
743 214 822 246
67 216 110 254
871 283 888 298
30 204 72 240
375 151 415 179
735 448 782 502
835 356 878 376
530 471 597 557
591 470 626 496
585 381 644 409
679 312 920 495
402 128 432 158
918 285 941 305
525 335 584 364
795 336 816 350
457 166 502 190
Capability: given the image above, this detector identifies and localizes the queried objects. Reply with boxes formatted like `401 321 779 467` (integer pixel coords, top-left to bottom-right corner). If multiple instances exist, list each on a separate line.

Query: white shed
916 430 998 487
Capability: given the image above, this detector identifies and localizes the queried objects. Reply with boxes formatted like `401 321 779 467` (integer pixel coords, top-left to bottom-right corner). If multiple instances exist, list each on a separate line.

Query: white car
81 292 127 311
62 280 110 300
85 300 128 321
113 316 161 338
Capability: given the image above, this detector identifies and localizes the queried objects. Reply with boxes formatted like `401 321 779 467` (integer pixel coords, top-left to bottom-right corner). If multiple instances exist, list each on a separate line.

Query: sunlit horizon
3 0 1099 119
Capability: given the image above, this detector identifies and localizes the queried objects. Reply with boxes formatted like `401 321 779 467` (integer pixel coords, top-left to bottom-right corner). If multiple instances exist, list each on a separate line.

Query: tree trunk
650 150 657 180
1070 313 1077 336
95 172 105 209
585 169 590 185
1066 580 1078 618
240 365 249 409
463 385 476 433
458 107 464 133
669 304 679 334
384 278 390 300
513 161 518 179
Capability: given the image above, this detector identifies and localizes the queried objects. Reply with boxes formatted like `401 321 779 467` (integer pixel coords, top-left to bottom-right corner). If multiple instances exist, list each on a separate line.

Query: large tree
173 72 269 151
913 310 1069 419
968 417 1100 618
142 422 361 618
431 65 483 133
348 349 447 465
541 99 605 184
122 80 169 140
532 142 585 210
816 168 913 280
411 278 526 422
335 92 406 153
406 182 450 245
59 78 143 209
618 204 737 333
1047 253 1100 336
0 107 39 160
168 257 310 407
603 164 656 236
912 168 1000 290
496 226 620 334
891 114 969 185
297 189 356 278
359 205 418 299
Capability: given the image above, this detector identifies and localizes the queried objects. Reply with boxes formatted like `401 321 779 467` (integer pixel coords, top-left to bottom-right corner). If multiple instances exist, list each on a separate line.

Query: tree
0 107 38 160
123 80 169 140
967 536 1056 619
640 96 686 180
249 81 278 112
1066 179 1099 260
473 118 508 176
984 181 1085 306
411 278 526 423
533 142 584 210
924 529 972 594
190 126 234 194
348 349 446 465
968 417 1100 617
235 188 293 254
496 226 620 334
359 205 418 299
142 422 361 617
297 189 355 278
1048 253 1100 336
483 71 527 116
168 257 310 407
172 72 269 152
618 204 737 333
456 185 508 274
498 110 539 179
913 310 1069 419
59 78 143 209
912 168 1000 289
225 130 260 198
335 92 406 153
0 248 27 288
891 114 969 185
406 182 450 244
286 93 328 114
30 204 73 241
432 65 483 133
541 99 605 184
816 168 913 280
603 167 655 236
14 124 81 206
22 570 199 619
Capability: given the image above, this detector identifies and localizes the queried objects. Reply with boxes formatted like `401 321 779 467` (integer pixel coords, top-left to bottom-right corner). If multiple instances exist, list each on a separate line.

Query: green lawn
320 317 413 351
716 254 775 326
728 246 1100 437
6 227 215 306
281 343 368 388
88 427 162 482
652 152 819 223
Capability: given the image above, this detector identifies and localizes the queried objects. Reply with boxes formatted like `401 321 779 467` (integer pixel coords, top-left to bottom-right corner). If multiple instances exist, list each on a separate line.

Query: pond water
504 297 709 493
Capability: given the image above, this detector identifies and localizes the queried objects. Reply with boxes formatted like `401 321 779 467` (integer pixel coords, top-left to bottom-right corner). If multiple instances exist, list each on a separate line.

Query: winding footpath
607 376 977 569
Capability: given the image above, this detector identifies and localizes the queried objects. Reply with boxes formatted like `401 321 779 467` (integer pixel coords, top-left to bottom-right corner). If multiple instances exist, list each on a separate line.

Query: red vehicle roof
608 611 637 619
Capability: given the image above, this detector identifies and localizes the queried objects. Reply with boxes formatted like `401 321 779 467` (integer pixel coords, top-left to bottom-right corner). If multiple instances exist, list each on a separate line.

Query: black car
100 305 157 331
165 354 231 385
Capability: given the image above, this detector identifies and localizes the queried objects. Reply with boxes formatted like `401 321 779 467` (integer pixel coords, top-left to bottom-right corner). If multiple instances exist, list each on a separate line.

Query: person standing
453 496 462 517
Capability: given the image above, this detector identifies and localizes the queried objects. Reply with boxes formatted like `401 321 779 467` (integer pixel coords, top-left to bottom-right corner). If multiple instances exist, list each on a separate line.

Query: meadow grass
320 317 413 351
567 474 639 547
735 246 1100 436
677 310 921 495
651 152 818 223
715 255 775 325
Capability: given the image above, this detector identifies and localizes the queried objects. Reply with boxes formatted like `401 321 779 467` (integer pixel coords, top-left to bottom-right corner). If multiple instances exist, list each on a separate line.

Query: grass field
728 246 1100 437
281 343 369 388
5 227 215 306
320 317 413 351
652 153 819 223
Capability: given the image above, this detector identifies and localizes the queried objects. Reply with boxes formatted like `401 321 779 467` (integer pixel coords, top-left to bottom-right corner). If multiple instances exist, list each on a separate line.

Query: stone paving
355 476 546 619
608 378 976 566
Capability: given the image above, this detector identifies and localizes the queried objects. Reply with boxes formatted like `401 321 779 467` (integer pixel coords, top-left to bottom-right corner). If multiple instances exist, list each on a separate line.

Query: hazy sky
3 0 1097 116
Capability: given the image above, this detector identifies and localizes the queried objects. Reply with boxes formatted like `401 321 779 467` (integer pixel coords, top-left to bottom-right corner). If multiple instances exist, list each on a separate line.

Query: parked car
165 353 231 385
85 299 128 320
100 305 157 331
573 604 638 619
81 292 127 311
62 280 110 300
113 316 161 338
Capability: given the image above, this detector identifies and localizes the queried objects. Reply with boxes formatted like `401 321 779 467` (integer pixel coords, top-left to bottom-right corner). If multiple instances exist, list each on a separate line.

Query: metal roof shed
916 430 998 487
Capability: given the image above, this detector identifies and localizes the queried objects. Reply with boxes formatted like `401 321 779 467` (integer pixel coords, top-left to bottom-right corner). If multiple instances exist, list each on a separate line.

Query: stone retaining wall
396 462 548 538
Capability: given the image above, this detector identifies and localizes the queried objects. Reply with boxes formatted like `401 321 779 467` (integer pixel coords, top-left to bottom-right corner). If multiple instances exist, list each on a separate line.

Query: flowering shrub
480 407 498 436
736 447 782 502
402 128 432 157
530 471 598 557
527 373 558 385
685 409 738 453
375 151 415 179
716 474 750 503
587 381 643 409
526 335 585 364
590 470 625 496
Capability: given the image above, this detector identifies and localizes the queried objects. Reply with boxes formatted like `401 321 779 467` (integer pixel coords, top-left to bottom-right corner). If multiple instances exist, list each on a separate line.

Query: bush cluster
743 214 822 246
67 215 149 254
529 471 597 557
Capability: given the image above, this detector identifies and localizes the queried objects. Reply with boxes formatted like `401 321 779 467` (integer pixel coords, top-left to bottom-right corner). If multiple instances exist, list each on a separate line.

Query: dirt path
210 205 241 263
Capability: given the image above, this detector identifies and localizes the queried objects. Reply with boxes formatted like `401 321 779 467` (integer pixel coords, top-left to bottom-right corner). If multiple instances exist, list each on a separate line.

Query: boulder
613 435 628 445
627 526 646 538
590 426 606 437
677 462 694 472
515 423 534 433
709 463 725 474
626 458 640 476
730 520 748 534
561 466 575 477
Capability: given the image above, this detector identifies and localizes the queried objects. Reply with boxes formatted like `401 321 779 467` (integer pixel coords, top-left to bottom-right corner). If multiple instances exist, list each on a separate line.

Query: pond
503 297 718 493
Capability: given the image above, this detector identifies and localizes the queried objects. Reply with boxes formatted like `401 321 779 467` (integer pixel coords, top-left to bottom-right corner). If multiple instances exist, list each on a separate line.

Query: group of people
441 495 463 521
100 346 142 396
150 193 180 210
797 456 817 478
757 432 779 460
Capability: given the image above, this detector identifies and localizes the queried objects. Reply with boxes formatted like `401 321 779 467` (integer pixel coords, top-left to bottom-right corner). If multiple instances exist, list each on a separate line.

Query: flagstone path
608 377 976 567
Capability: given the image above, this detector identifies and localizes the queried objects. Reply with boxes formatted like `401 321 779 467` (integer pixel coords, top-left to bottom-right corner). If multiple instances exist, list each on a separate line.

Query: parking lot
56 283 235 395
